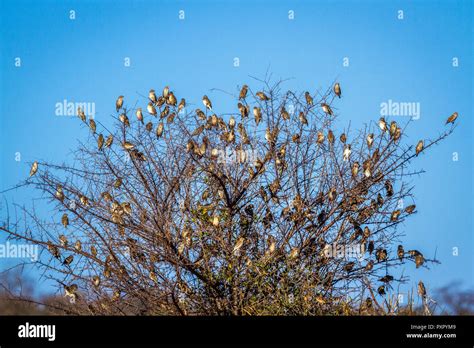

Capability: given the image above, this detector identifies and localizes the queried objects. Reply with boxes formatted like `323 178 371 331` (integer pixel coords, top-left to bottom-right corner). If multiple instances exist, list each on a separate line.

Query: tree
0 79 458 315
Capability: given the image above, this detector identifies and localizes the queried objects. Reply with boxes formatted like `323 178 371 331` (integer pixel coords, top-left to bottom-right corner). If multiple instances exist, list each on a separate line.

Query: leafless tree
0 78 458 315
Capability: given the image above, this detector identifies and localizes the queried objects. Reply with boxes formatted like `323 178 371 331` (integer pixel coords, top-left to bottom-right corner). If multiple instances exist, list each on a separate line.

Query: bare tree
0 78 459 315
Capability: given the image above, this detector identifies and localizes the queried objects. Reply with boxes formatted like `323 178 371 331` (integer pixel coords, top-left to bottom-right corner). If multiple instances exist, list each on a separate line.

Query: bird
321 103 333 115
379 117 387 132
415 140 424 156
368 241 374 254
168 91 177 106
233 237 245 256
376 248 387 262
119 113 129 127
239 85 248 99
327 130 335 144
149 271 158 283
405 204 416 214
156 122 164 138
340 133 347 143
61 213 69 228
92 276 100 287
136 108 144 124
389 121 397 138
55 186 64 202
343 145 351 161
89 119 96 133
147 102 157 116
59 234 68 248
305 92 313 106
77 107 86 122
64 283 78 301
281 107 290 120
415 254 425 268
378 285 386 295
446 112 458 125
74 240 82 251
418 281 426 298
105 135 113 148
122 141 134 150
365 260 374 271
202 95 212 110
397 245 404 261
63 255 74 266
149 89 157 104
391 210 401 221
352 162 359 177
145 122 153 132
178 98 186 112
385 180 394 197
366 133 374 148
256 91 269 101
344 262 355 272
238 103 249 118
379 275 394 283
334 83 341 98
317 131 325 144
212 216 219 227
29 161 38 177
97 134 104 150
289 247 299 259
162 86 170 99
253 107 262 125
299 111 308 125
116 95 124 112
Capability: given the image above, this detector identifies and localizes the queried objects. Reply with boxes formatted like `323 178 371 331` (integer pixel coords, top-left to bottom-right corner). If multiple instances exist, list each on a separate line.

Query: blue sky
0 0 472 299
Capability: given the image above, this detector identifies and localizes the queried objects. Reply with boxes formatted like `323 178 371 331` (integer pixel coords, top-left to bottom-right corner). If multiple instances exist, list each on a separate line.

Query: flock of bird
27 83 460 305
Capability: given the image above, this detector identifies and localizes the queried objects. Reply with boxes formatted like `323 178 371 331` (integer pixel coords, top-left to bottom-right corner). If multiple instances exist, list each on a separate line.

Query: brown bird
178 98 186 112
63 255 74 266
55 185 64 202
352 162 359 177
415 254 425 268
379 117 387 132
390 210 401 221
379 275 394 283
397 245 404 261
105 135 113 148
156 122 164 138
344 262 355 272
368 241 374 254
321 103 333 115
299 111 308 125
149 89 157 103
239 85 248 99
253 107 262 125
92 275 100 287
74 240 82 251
59 234 68 247
376 248 387 262
232 237 245 256
145 122 153 132
77 107 86 122
378 285 386 295
90 245 97 257
116 95 124 112
365 260 374 271
340 133 347 143
122 141 134 150
168 91 177 106
333 83 341 98
305 92 313 106
238 103 249 118
281 107 290 120
119 113 129 127
202 95 212 110
162 86 170 99
256 91 269 101
61 213 69 228
385 180 394 197
366 133 374 148
415 140 424 156
89 119 96 133
418 281 426 298
405 204 416 214
147 102 157 116
97 134 104 150
446 112 458 125
317 131 325 144
29 161 38 177
389 121 397 138
136 108 144 123
327 130 335 144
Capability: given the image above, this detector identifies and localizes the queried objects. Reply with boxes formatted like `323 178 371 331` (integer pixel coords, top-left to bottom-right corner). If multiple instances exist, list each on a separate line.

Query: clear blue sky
0 0 472 299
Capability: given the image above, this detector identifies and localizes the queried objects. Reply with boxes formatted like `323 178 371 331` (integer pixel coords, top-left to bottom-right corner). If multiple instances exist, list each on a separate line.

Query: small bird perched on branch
116 95 124 112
